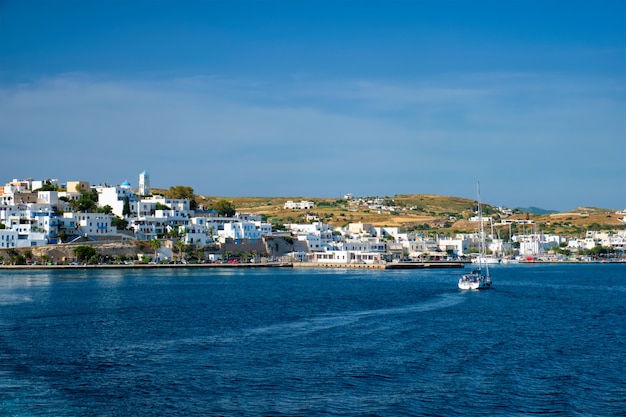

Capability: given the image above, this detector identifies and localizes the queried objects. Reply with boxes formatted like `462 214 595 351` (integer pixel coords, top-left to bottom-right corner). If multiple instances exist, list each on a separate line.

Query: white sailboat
459 183 492 290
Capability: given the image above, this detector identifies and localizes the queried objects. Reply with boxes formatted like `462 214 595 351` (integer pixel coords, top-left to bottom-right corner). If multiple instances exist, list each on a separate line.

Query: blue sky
1 0 624 211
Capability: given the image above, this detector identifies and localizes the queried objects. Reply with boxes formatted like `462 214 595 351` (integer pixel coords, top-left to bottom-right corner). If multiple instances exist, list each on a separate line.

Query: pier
293 261 465 270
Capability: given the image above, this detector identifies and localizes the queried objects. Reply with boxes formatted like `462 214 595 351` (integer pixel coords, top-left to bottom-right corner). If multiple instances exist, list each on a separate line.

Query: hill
196 194 625 238
515 206 558 215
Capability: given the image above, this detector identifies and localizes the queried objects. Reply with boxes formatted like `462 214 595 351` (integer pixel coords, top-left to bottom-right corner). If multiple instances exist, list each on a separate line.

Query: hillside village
1 172 625 265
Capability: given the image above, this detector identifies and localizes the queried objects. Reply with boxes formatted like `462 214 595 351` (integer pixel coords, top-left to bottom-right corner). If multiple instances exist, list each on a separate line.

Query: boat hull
458 272 492 290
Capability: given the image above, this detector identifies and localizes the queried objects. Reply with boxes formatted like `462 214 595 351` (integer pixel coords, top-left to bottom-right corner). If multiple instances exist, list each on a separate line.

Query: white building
141 195 191 213
219 221 262 241
0 230 17 249
179 217 213 247
132 219 165 241
308 250 383 264
96 182 137 218
284 200 315 210
37 191 60 206
296 234 325 251
130 208 190 241
287 222 335 241
0 203 59 246
568 231 626 253
1 217 47 247
514 234 561 256
253 221 273 236
437 236 470 257
63 212 118 237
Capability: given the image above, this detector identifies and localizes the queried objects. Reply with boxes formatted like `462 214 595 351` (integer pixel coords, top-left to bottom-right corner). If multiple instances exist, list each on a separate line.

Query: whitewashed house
149 196 190 212
37 191 60 206
219 221 262 241
308 250 383 264
437 236 471 257
296 234 325 251
0 204 58 246
0 230 17 249
284 200 315 210
31 179 60 191
514 234 561 256
131 208 190 241
131 219 166 241
62 212 118 238
179 217 213 246
96 182 137 217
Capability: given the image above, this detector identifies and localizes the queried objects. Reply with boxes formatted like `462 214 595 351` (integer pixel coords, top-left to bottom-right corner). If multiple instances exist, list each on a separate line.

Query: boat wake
245 292 465 339
0 294 33 306
102 293 467 357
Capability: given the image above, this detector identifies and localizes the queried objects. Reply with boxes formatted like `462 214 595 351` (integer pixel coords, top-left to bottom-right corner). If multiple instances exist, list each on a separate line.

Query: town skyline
1 1 624 211
2 172 624 213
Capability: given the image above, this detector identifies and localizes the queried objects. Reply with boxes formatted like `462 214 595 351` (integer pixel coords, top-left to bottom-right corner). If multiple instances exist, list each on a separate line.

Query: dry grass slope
198 194 624 237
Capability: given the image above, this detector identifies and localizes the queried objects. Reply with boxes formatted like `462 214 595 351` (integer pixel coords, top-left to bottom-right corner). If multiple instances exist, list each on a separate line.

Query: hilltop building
284 200 315 210
139 170 150 196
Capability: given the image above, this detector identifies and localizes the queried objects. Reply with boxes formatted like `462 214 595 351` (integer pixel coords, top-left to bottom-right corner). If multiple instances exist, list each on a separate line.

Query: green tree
212 199 236 217
98 205 113 214
554 246 571 256
23 250 34 263
174 239 187 262
149 238 162 260
193 248 204 263
111 216 129 230
123 196 132 217
71 191 98 212
73 245 97 263
155 202 171 211
34 182 59 191
166 185 198 210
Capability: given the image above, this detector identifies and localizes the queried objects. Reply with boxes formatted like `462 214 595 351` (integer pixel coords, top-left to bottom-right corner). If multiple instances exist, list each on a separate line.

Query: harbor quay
0 260 466 271
293 261 465 269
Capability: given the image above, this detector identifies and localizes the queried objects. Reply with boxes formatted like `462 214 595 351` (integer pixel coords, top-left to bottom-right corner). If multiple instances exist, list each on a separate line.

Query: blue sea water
0 264 624 416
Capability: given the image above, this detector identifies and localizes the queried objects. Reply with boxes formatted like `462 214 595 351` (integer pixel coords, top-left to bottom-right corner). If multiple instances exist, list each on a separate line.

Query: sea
0 264 624 416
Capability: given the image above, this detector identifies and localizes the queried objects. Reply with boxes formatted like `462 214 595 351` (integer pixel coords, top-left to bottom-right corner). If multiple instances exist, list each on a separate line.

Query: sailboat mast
477 182 489 276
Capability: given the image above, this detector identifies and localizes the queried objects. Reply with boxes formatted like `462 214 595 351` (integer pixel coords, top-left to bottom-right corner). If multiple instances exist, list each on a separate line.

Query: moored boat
471 255 502 264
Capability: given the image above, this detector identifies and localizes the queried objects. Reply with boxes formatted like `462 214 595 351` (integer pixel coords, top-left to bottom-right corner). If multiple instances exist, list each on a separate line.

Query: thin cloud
0 72 624 209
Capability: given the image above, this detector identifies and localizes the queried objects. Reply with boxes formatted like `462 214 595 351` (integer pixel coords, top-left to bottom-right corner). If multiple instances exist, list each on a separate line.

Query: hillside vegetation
195 194 625 238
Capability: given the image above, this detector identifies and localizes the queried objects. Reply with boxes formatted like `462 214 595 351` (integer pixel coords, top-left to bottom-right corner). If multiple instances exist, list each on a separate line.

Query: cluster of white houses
0 174 270 253
1 174 625 263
